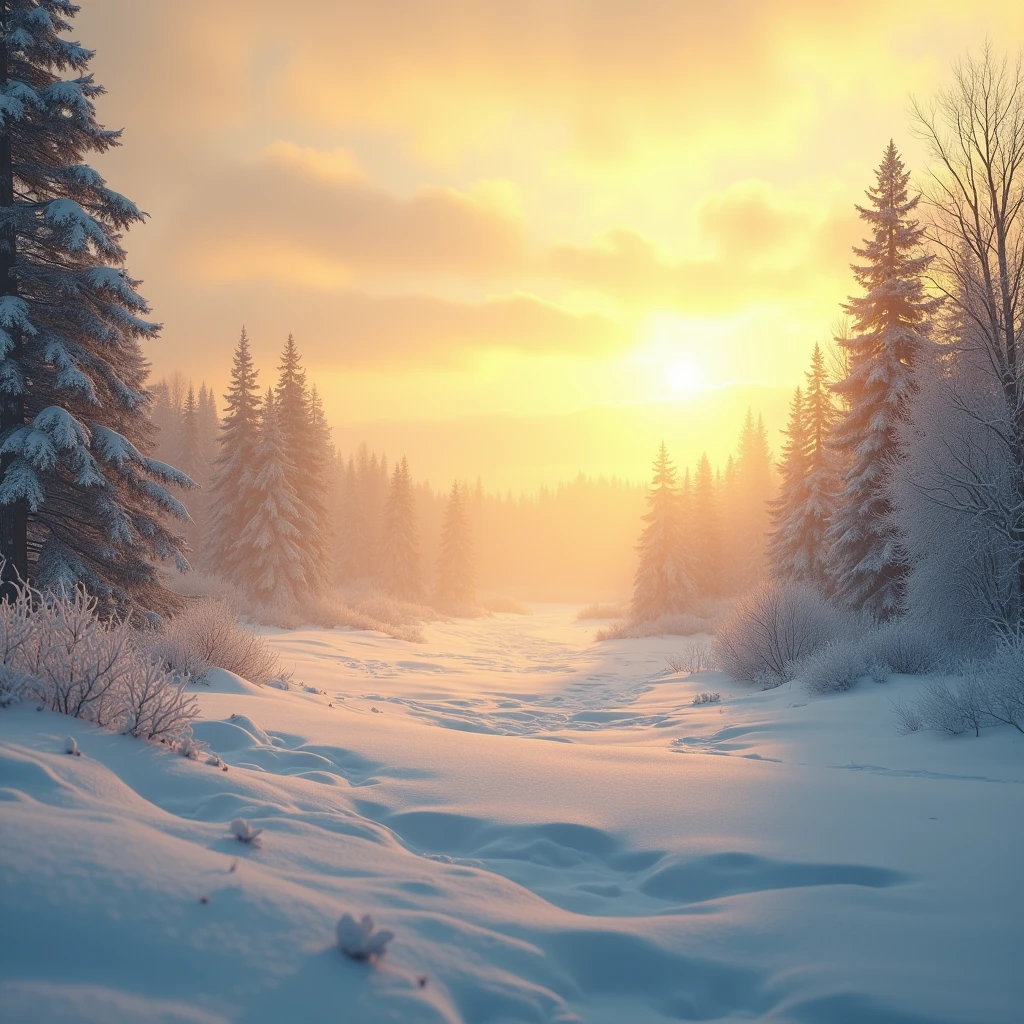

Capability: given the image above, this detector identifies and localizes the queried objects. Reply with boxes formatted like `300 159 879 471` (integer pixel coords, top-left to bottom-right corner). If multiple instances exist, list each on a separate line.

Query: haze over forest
70 0 1024 490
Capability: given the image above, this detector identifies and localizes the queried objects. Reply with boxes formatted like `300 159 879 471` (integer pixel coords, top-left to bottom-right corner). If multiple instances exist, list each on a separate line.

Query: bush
714 582 849 684
145 598 284 686
667 642 713 675
0 582 197 744
479 594 530 615
692 691 721 704
803 617 943 695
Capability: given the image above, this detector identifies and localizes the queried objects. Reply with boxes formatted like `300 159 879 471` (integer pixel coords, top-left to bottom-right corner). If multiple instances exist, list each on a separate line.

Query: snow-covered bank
1 607 1022 1023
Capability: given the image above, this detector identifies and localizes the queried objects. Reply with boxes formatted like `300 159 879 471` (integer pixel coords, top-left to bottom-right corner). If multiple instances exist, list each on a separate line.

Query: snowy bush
803 618 943 695
714 582 848 684
692 691 721 704
595 599 730 642
667 642 713 675
336 913 394 961
145 598 282 686
0 581 197 744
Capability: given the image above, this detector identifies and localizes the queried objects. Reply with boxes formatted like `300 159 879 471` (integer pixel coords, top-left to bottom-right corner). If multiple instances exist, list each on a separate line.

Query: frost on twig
229 818 263 847
336 913 394 961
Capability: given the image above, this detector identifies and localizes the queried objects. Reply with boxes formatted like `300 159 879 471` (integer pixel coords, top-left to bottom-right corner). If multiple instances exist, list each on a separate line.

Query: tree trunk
0 11 29 600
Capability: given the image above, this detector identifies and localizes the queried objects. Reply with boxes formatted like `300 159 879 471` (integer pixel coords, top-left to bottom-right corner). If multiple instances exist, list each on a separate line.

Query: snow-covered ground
1 606 1022 1023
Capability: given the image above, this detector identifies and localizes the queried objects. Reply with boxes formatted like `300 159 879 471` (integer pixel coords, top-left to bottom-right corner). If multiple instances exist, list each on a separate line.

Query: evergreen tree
175 385 201 483
631 443 693 621
801 343 839 589
767 387 811 579
196 382 219 484
691 452 722 597
435 480 475 611
826 141 940 619
379 455 421 600
233 388 304 605
275 335 328 593
207 328 262 583
0 2 190 611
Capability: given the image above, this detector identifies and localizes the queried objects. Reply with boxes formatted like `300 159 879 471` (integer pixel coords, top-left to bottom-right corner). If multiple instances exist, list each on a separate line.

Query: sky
76 0 1024 489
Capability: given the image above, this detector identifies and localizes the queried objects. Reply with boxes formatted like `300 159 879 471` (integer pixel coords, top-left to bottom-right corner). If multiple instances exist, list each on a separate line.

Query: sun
665 357 706 398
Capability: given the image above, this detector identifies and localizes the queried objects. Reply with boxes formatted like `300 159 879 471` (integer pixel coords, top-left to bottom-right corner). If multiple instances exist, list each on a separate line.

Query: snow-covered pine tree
435 480 475 612
206 328 262 584
631 442 693 621
196 383 219 485
826 141 939 619
275 335 328 593
767 387 810 580
378 455 421 601
801 343 839 590
174 385 201 483
0 1 191 612
306 384 334 580
232 388 304 605
691 452 722 597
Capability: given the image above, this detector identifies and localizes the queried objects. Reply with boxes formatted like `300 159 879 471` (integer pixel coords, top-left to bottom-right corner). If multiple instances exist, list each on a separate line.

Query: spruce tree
207 328 262 583
233 388 304 605
0 1 190 611
826 141 939 619
730 410 774 588
435 480 475 611
801 343 839 589
631 442 693 621
275 335 328 593
767 387 811 580
379 455 421 600
196 382 219 484
175 385 201 483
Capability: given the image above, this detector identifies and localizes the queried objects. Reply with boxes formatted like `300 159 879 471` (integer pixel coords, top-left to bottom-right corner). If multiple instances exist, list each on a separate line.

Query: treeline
632 411 775 620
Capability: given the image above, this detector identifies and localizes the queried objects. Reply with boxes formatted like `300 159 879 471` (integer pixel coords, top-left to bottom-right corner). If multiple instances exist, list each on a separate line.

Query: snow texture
1 606 1021 1023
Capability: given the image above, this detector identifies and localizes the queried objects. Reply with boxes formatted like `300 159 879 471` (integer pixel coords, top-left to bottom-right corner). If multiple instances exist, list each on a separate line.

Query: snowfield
1 607 1022 1023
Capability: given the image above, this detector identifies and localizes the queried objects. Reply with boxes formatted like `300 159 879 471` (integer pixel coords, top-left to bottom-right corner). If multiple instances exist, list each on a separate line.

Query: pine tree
435 481 475 611
691 452 722 597
631 443 693 621
175 385 202 483
379 455 421 600
233 389 304 605
826 141 940 619
207 328 262 584
0 2 190 612
767 387 811 579
196 383 219 485
801 343 839 588
275 335 328 593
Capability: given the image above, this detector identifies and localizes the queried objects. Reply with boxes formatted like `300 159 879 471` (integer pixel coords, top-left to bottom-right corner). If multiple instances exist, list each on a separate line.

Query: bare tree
907 46 1024 633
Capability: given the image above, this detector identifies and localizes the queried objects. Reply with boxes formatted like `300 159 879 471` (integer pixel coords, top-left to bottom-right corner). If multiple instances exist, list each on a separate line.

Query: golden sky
78 0 1023 487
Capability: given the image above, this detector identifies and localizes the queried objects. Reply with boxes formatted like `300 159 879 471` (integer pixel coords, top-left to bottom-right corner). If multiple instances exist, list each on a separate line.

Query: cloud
549 183 857 314
165 148 524 285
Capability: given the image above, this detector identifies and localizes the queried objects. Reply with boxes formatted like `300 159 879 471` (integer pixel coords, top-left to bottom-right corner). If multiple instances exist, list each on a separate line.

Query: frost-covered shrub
692 691 721 704
0 581 197 744
714 582 848 683
667 642 713 675
803 618 943 695
145 598 282 686
802 638 871 694
916 675 988 737
577 602 626 621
